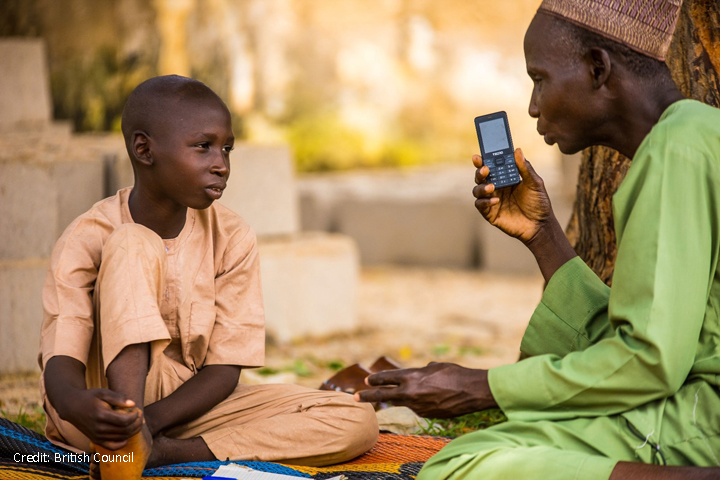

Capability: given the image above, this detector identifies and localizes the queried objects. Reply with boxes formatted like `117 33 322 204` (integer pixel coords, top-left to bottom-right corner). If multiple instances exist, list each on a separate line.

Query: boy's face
523 14 607 155
149 98 234 210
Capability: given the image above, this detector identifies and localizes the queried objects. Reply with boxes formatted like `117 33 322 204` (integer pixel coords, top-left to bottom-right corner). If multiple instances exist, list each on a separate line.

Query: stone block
53 155 106 238
257 233 359 342
0 39 52 128
0 161 59 260
0 260 48 373
0 150 105 259
476 221 538 274
335 197 478 268
220 144 299 237
72 133 132 196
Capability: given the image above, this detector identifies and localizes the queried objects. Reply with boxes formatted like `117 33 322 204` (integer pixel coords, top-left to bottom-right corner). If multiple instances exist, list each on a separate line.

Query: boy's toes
89 459 101 480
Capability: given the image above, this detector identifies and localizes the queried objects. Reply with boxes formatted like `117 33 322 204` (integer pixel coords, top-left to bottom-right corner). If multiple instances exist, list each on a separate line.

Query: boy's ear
588 47 612 90
132 131 153 166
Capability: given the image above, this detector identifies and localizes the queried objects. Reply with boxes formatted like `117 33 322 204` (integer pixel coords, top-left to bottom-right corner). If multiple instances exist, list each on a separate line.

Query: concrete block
0 161 59 260
73 133 132 196
0 39 52 128
258 233 359 342
335 198 478 268
476 221 538 274
220 144 299 237
52 156 106 238
0 260 48 373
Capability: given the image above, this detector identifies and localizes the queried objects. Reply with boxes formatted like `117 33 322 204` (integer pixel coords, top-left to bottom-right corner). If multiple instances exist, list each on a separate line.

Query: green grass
421 409 507 438
1 407 47 435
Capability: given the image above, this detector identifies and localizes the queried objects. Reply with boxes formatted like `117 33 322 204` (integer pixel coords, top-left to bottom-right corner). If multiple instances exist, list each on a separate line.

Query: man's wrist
525 217 577 283
468 368 498 412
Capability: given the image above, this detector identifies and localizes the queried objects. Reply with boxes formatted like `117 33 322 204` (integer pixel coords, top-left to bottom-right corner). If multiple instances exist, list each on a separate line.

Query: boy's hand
472 148 553 245
60 389 143 450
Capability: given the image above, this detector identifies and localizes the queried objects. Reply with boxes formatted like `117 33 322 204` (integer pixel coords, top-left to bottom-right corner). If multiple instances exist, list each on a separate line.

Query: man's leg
163 382 378 467
418 416 624 480
420 379 720 480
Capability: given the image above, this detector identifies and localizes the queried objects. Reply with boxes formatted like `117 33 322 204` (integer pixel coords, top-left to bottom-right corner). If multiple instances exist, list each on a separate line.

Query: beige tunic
38 188 377 465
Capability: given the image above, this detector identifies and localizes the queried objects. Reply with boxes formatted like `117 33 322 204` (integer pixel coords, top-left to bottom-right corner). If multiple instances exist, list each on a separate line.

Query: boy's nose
211 154 230 177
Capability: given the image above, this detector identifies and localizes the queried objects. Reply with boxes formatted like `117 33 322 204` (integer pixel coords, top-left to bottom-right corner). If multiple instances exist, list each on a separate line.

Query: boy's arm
145 225 263 435
44 355 143 449
143 365 241 436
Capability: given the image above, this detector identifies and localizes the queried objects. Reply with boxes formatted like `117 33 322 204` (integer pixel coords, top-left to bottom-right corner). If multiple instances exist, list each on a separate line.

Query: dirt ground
0 266 543 417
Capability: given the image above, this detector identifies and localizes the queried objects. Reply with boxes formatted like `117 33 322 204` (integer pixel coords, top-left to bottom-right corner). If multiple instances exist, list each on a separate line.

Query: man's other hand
354 362 498 419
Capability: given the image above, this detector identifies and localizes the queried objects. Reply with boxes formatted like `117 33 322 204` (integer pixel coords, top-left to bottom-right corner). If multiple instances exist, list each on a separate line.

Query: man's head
524 0 682 154
121 75 234 210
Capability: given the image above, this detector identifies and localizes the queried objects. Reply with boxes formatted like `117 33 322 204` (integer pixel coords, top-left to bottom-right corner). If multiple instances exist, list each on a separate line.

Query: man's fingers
472 154 483 168
475 166 490 185
354 386 406 404
366 368 416 387
472 183 495 199
514 148 535 181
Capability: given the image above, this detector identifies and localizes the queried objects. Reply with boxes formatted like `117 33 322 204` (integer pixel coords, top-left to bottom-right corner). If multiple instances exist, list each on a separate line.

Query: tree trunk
565 0 720 285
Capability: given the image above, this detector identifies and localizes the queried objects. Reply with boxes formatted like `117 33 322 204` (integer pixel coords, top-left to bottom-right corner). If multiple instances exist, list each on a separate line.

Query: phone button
494 157 505 166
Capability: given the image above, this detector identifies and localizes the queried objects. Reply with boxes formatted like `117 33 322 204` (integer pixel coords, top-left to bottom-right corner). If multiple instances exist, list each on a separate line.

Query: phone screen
479 118 510 153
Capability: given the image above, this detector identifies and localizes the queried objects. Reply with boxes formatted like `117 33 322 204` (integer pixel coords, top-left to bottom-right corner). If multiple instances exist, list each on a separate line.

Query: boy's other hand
472 148 553 245
63 389 143 450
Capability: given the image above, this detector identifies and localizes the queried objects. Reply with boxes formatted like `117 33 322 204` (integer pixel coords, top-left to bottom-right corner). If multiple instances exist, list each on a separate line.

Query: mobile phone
474 111 521 189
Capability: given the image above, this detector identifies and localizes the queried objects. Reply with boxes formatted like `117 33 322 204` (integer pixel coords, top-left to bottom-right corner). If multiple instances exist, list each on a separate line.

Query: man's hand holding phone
472 148 552 244
473 148 577 282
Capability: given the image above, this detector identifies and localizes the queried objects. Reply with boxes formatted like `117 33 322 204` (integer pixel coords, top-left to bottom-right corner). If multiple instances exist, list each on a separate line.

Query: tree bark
565 0 720 285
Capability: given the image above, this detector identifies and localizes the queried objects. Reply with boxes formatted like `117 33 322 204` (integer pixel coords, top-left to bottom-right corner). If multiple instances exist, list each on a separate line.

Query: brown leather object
319 356 401 394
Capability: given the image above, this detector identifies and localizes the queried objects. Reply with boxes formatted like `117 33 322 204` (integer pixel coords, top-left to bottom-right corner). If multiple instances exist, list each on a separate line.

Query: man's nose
528 91 540 118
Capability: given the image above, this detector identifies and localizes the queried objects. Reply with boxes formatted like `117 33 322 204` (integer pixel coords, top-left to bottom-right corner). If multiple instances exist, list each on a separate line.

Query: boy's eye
195 142 210 149
223 145 234 154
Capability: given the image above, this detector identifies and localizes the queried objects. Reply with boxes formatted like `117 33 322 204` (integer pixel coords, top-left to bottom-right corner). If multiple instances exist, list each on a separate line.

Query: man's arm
489 147 717 422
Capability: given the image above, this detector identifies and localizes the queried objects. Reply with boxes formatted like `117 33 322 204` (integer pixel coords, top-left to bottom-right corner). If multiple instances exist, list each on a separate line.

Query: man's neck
608 81 685 159
128 187 187 239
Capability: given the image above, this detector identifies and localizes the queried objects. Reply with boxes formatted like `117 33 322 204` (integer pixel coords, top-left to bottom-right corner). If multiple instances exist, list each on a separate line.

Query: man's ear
132 131 153 166
588 47 612 90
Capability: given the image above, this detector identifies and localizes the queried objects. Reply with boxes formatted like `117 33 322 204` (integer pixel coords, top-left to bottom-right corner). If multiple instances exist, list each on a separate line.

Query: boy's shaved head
121 75 228 157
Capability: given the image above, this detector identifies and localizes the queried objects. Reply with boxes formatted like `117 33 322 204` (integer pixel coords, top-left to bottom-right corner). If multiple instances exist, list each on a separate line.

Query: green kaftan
420 100 720 480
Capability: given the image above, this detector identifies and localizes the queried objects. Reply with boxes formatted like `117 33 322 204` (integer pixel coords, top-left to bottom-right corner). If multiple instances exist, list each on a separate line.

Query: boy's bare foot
90 417 152 480
145 435 216 468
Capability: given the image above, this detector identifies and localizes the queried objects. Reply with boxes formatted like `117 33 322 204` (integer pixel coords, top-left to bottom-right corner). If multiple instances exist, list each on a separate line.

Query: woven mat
0 418 450 479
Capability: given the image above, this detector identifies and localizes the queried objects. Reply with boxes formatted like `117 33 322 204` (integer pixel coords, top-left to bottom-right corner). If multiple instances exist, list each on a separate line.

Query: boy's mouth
206 186 225 200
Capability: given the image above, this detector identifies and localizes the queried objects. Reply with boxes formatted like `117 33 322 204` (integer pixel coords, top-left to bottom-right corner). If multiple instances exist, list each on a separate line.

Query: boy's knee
326 394 379 459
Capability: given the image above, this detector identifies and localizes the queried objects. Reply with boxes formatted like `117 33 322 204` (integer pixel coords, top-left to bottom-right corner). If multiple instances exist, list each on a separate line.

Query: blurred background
1 0 576 433
2 0 556 170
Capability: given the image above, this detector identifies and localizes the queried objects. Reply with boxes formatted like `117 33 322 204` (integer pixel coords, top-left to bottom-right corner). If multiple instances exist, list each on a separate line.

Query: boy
358 0 720 479
39 75 377 477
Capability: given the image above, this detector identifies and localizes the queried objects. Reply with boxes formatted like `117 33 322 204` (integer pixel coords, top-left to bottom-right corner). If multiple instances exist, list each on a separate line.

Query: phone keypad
486 154 520 188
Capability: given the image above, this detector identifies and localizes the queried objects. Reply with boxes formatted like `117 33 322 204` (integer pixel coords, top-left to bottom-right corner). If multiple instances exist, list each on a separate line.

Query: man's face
150 98 234 210
524 14 605 154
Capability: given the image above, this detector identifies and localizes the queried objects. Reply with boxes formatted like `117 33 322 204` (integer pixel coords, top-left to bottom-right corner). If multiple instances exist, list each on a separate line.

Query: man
357 1 720 479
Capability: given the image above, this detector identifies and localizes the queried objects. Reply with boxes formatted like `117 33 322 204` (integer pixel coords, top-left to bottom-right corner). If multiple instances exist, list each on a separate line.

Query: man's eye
196 142 210 149
223 145 234 153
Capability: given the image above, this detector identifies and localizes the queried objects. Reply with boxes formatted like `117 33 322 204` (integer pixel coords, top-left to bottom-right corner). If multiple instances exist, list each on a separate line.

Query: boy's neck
128 187 188 239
